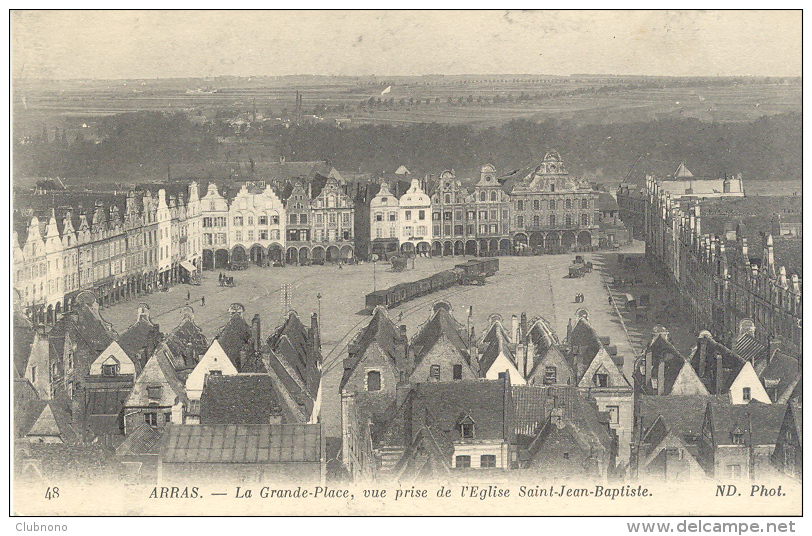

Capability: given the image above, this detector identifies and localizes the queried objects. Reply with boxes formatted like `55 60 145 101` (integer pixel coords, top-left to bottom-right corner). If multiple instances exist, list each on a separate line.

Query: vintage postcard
10 10 802 521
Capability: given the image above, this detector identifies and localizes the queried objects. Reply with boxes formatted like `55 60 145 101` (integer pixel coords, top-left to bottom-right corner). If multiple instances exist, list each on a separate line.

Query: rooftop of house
160 423 322 464
116 423 163 456
199 374 283 425
410 306 470 365
708 400 787 447
215 312 253 370
639 395 713 442
341 307 403 391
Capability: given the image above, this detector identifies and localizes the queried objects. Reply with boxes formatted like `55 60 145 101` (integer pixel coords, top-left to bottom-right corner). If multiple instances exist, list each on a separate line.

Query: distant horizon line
16 73 802 83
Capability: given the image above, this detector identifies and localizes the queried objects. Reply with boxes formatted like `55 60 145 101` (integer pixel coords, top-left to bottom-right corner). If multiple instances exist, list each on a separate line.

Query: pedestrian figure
398 312 403 322
201 296 205 306
609 296 613 305
187 289 190 301
338 263 343 270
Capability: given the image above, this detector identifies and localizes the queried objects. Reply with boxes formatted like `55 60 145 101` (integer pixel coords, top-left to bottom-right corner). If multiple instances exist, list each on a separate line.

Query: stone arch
203 249 214 270
340 245 354 260
545 232 560 251
249 244 265 265
286 247 298 264
214 249 230 269
465 239 478 256
479 239 488 255
489 238 499 253
454 240 464 255
299 247 310 264
577 230 592 247
55 301 62 317
561 231 576 251
326 246 340 262
312 246 325 263
432 241 442 257
443 241 453 256
529 232 544 249
513 232 528 246
46 304 54 325
268 243 283 264
499 238 512 254
400 242 415 254
231 245 247 264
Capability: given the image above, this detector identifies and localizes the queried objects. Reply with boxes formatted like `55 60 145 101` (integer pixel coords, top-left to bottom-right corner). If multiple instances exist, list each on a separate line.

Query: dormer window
731 427 745 445
430 365 440 380
459 415 475 440
102 356 120 377
544 366 557 385
147 386 163 400
742 387 751 402
595 373 609 387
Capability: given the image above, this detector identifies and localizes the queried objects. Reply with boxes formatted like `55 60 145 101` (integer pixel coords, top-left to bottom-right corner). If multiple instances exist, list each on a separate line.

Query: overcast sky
12 10 802 80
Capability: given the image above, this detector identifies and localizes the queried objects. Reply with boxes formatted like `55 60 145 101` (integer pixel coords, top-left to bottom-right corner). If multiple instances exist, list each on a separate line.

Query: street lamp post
373 261 376 292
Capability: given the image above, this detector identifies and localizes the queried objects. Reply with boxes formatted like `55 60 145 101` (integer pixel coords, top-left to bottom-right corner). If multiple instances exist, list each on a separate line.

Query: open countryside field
14 76 800 136
97 242 688 440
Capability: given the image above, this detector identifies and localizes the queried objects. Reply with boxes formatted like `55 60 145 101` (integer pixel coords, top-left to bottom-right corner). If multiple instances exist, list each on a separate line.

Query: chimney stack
520 312 528 342
517 343 526 379
311 312 321 350
715 354 723 395
644 351 653 392
137 303 150 323
657 361 666 396
511 315 519 344
252 314 261 352
239 347 247 370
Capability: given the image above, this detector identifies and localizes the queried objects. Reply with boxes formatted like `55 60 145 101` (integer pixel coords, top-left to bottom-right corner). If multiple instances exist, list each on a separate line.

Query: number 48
45 487 59 500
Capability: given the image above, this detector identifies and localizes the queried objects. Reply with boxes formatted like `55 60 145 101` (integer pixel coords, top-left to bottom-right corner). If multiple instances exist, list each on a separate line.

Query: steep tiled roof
758 351 801 403
708 401 786 446
216 313 253 370
161 424 322 464
735 333 768 367
341 307 402 391
639 395 712 442
478 321 515 374
512 384 577 437
200 374 282 425
410 308 469 365
69 304 117 356
380 379 511 448
118 316 162 367
85 387 130 437
116 423 163 456
163 310 208 370
635 334 696 395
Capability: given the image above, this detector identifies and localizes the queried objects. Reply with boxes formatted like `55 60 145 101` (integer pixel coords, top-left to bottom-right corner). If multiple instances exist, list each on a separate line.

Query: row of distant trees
14 110 800 185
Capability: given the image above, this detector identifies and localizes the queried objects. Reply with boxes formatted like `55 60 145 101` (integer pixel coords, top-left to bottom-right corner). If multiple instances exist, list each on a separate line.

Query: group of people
574 293 586 303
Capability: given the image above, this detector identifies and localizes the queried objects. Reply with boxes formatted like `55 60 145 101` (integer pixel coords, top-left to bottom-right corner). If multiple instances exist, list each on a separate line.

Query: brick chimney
511 315 519 344
137 303 151 323
517 343 526 379
657 361 666 396
311 312 320 350
520 312 528 342
644 350 653 393
768 337 782 362
252 314 261 352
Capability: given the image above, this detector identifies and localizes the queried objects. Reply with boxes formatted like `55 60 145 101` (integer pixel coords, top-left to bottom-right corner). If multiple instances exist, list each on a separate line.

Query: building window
517 200 524 211
144 411 158 427
445 194 451 204
164 411 172 424
405 210 411 220
607 405 619 424
460 421 474 440
732 431 745 445
726 464 742 479
388 213 396 222
582 214 589 226
480 454 496 468
147 386 163 400
444 211 452 221
290 214 298 224
430 364 440 380
533 199 540 210
549 215 556 227
203 217 212 228
455 210 463 220
565 199 572 209
234 216 243 226
367 371 381 392
490 191 497 202
259 230 268 240
517 216 523 228
566 215 572 226
595 373 608 387
248 216 254 226
300 214 307 224
30 366 36 384
454 225 464 236
235 230 242 242
453 364 463 380
248 230 254 241
480 192 486 202
433 212 441 221
418 210 425 220
433 225 440 236
456 455 471 469
544 366 557 385
533 215 540 227
742 387 751 402
549 200 556 210
102 362 119 377
582 199 589 209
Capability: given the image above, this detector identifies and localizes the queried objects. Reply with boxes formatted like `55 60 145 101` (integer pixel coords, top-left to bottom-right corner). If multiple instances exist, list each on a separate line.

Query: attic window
430 365 441 380
453 364 463 380
595 373 609 387
367 370 381 392
731 428 745 445
460 420 474 440
742 387 751 402
147 386 163 400
102 363 119 377
544 366 557 385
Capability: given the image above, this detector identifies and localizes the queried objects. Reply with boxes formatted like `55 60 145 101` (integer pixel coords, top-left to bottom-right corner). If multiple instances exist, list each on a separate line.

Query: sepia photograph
10 9 803 522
